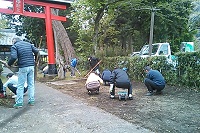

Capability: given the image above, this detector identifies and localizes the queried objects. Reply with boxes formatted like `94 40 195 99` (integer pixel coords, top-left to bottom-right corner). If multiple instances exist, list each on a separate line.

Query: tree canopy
1 0 198 58
71 0 195 56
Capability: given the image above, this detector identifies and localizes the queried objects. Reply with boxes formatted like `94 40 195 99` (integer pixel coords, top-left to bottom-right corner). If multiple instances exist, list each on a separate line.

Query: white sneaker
109 84 114 92
110 95 115 99
12 95 17 99
129 94 132 97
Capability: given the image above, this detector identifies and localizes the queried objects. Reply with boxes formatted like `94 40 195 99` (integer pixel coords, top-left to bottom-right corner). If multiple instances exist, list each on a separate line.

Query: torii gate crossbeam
0 0 68 74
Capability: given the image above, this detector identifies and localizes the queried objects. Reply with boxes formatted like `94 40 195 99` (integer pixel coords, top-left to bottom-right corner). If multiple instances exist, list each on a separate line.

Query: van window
159 44 168 55
152 44 159 55
140 44 159 55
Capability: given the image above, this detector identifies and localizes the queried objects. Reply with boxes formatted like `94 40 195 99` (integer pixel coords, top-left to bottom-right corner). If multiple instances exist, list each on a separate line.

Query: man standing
70 58 77 76
144 66 165 96
109 67 133 100
7 38 39 108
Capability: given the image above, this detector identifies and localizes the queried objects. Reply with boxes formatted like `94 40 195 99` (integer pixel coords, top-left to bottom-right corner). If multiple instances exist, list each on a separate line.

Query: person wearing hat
109 67 133 100
88 56 100 76
144 66 165 96
3 73 28 98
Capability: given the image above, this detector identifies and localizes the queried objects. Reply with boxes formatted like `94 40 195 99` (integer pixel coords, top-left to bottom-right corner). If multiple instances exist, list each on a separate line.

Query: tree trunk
53 28 65 79
52 9 76 78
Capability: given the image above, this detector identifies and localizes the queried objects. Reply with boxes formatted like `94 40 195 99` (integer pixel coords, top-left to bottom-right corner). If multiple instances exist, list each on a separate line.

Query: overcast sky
0 0 12 8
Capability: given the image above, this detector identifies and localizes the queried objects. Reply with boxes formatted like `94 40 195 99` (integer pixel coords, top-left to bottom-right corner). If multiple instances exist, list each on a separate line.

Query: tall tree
72 0 128 55
189 0 200 30
52 9 76 78
189 0 200 50
71 0 194 56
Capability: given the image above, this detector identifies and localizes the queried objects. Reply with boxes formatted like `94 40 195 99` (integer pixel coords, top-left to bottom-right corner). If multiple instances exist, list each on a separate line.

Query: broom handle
85 60 102 78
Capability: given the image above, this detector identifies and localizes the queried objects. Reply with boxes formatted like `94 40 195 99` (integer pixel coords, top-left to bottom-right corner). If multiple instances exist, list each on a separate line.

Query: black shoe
88 91 92 95
95 91 99 94
145 92 154 96
128 97 133 100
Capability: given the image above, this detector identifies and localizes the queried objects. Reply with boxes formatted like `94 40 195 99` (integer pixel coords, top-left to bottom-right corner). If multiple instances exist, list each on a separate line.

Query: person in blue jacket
144 66 165 96
101 69 111 86
6 38 39 108
70 58 78 76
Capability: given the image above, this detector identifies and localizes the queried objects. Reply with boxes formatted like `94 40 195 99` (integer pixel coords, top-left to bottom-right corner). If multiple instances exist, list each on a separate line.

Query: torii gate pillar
45 5 57 74
0 0 67 74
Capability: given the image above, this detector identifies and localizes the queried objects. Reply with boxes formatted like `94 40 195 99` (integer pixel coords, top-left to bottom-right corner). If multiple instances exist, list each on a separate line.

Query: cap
144 66 151 71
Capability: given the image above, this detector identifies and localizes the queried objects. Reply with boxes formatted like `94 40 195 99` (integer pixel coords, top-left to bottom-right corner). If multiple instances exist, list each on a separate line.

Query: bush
80 51 200 90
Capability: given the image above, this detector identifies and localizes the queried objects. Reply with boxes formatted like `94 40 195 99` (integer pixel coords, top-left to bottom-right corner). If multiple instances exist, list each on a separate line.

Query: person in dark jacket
109 67 133 100
101 69 111 86
6 38 39 108
144 66 165 96
88 56 100 75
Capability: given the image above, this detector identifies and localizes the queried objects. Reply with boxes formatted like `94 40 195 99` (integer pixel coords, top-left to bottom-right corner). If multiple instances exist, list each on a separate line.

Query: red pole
45 5 55 64
45 5 57 74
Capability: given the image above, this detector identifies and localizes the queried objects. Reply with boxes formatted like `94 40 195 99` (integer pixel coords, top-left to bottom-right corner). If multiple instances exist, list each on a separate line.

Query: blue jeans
8 83 28 95
16 66 35 104
71 66 76 76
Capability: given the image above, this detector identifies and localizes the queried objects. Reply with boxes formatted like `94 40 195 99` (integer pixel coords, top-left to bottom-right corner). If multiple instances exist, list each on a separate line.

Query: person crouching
109 67 133 100
85 71 103 95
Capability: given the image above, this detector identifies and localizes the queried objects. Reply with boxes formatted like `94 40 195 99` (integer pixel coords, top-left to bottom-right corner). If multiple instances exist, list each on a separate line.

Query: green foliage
80 51 200 90
189 1 200 30
0 19 9 38
0 62 3 74
71 0 195 57
176 51 200 89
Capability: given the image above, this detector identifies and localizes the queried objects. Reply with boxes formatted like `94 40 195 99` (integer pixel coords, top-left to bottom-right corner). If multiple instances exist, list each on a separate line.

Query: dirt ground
43 77 200 133
1 75 200 133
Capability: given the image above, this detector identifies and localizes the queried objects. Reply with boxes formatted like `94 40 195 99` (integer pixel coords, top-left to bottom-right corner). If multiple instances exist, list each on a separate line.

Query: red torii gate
0 0 68 74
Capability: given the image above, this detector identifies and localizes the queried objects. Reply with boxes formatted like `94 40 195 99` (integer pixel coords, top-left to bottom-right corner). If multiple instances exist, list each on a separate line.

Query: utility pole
135 7 160 56
148 8 160 56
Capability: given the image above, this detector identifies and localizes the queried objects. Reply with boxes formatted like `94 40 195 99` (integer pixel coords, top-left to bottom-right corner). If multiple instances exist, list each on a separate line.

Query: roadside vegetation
0 0 199 89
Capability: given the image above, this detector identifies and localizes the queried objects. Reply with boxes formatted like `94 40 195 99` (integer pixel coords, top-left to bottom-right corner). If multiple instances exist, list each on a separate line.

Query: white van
139 43 172 58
